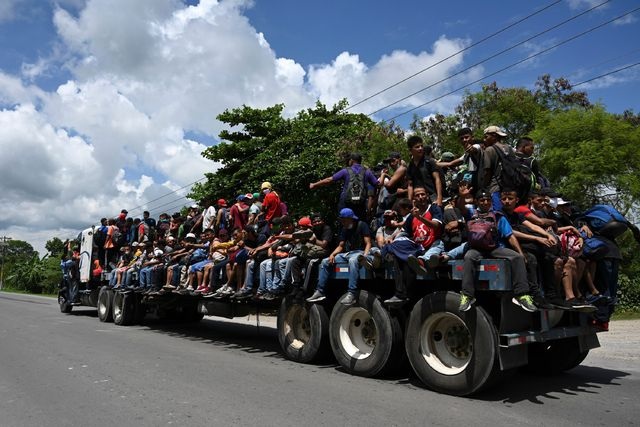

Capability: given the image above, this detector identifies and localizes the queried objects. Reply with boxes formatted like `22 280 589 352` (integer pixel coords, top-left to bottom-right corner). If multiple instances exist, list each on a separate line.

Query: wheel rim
284 304 310 350
98 295 107 317
338 307 378 360
113 294 122 320
420 312 472 375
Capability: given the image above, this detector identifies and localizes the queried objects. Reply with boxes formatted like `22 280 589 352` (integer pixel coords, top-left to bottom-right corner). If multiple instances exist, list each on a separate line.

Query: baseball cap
298 217 312 228
441 152 456 162
383 209 395 217
483 125 507 137
252 192 260 199
556 197 571 206
244 193 254 200
185 233 197 240
217 198 227 207
261 182 272 190
338 208 358 220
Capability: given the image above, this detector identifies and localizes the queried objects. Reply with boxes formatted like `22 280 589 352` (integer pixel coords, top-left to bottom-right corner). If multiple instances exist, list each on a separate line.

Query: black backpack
493 145 535 200
345 167 367 206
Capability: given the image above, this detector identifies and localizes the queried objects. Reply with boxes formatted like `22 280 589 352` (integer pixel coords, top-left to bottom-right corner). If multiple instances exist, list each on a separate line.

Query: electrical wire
367 0 610 117
382 6 640 122
573 61 640 87
345 0 564 111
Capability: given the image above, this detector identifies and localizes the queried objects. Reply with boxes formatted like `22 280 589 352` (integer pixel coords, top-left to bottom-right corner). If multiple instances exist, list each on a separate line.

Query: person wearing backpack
482 126 535 211
309 152 379 221
458 190 537 313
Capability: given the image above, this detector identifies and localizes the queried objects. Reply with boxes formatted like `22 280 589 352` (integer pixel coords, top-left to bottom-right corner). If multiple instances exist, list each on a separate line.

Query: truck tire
58 291 73 314
329 290 404 377
525 337 589 374
278 295 330 363
97 287 113 322
405 292 499 396
113 291 135 326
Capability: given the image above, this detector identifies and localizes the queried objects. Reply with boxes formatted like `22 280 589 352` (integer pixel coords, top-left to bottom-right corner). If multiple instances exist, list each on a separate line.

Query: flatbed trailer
58 227 601 396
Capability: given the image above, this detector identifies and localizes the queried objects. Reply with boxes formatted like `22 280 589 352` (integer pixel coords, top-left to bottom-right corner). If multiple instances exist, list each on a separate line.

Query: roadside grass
612 311 640 320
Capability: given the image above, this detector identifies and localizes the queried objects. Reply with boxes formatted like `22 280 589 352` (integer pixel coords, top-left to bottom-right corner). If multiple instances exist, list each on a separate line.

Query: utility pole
0 236 12 290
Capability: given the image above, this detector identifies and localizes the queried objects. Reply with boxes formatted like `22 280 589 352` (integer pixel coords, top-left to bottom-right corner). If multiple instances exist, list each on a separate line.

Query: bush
617 274 640 314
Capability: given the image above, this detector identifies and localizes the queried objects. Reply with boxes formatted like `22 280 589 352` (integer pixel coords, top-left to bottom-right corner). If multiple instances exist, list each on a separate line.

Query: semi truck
58 226 602 396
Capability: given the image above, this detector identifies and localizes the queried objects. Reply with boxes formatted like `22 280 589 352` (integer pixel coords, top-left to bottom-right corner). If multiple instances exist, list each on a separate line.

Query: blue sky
0 0 638 254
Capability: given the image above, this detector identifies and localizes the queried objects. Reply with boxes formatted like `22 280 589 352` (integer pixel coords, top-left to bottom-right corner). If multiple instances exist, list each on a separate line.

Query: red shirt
263 191 282 222
410 209 440 249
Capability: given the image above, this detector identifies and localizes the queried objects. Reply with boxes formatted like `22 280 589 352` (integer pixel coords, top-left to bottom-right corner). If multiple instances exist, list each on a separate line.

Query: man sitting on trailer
306 207 373 306
458 190 537 312
383 186 443 306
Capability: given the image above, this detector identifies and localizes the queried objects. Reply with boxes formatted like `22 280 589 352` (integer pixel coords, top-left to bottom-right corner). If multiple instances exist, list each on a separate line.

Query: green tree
6 254 46 293
45 237 65 257
191 100 404 220
532 105 640 210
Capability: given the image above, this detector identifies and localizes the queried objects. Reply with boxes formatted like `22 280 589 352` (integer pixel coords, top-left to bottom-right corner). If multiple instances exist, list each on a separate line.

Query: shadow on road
472 365 630 404
139 317 292 361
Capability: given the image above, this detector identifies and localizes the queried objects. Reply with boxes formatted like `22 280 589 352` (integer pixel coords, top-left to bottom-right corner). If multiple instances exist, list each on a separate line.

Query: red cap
217 198 227 207
298 217 312 228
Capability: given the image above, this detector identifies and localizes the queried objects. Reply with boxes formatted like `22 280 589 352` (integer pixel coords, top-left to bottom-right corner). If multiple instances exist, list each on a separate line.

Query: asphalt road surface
0 292 638 427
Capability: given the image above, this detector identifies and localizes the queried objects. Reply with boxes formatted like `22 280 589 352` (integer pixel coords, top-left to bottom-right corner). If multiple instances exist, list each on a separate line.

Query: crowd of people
66 125 639 330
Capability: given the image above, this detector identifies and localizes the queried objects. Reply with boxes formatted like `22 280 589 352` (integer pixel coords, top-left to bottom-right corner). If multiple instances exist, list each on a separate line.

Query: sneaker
383 295 408 307
306 290 326 303
407 255 428 276
372 251 383 269
533 295 555 310
586 294 608 306
427 254 441 269
163 284 177 291
357 254 374 271
459 294 476 312
234 288 253 300
512 294 537 312
565 298 596 312
340 293 356 306
263 292 278 301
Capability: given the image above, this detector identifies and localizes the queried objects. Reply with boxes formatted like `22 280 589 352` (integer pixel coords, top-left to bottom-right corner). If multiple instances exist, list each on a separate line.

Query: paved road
0 292 638 427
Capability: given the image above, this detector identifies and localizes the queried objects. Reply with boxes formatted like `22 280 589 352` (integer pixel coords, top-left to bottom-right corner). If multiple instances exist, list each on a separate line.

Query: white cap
185 233 197 239
154 249 164 256
483 125 507 137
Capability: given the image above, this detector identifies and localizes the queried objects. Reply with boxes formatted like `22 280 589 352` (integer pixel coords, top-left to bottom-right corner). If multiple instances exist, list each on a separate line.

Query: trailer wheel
97 287 113 322
113 291 135 326
278 296 330 363
329 290 404 377
525 337 589 374
58 291 72 314
405 292 499 396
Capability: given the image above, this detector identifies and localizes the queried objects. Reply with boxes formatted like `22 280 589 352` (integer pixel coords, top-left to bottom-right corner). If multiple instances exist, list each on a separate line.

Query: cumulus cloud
0 0 481 255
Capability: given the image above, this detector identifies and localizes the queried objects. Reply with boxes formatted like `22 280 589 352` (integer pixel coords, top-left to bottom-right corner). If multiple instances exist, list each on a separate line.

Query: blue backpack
580 205 629 239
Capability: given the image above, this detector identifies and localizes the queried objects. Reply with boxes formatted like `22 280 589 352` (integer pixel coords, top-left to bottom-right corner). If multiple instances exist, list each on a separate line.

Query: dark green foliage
190 100 405 221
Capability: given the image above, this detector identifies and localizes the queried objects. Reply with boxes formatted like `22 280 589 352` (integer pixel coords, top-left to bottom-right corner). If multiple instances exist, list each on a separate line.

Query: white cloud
613 14 638 26
0 0 18 23
0 0 482 257
567 0 606 10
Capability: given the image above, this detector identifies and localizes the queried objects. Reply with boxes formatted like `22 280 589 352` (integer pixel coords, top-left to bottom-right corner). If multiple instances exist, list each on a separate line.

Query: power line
124 176 207 216
346 0 564 111
367 0 610 117
383 6 640 122
573 61 640 87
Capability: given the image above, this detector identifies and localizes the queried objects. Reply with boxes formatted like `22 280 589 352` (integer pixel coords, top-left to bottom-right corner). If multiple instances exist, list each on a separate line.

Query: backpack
580 205 629 239
112 227 126 247
467 211 499 251
345 167 367 206
493 145 535 200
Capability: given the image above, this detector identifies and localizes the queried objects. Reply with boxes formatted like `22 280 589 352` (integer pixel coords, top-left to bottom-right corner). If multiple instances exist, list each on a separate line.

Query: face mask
263 189 270 195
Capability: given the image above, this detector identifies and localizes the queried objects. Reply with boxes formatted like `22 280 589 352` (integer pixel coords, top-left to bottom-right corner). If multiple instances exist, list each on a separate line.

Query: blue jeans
139 267 153 289
316 250 364 295
416 240 445 262
124 268 137 286
444 242 468 259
